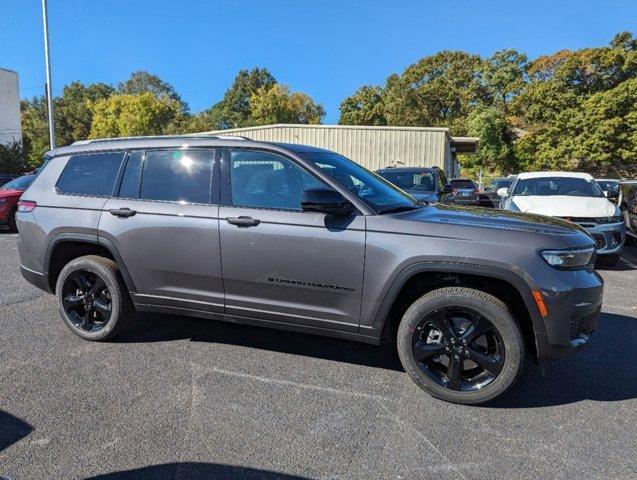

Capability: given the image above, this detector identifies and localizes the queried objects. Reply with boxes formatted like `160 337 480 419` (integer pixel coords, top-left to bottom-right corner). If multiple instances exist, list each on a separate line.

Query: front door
218 148 365 332
98 148 224 314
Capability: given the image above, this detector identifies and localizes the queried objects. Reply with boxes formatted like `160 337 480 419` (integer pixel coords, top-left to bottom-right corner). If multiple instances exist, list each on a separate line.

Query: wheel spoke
92 298 111 320
63 293 84 308
71 272 89 293
467 348 503 376
413 340 447 362
90 276 106 295
428 310 456 340
461 318 493 343
446 354 463 390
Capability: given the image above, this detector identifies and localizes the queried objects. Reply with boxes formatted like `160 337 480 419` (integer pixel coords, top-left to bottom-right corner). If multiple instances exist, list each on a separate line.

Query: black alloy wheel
61 270 112 332
412 307 505 392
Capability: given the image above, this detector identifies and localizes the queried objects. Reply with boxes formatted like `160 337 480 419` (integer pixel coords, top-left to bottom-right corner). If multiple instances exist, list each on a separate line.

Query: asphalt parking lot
0 232 635 480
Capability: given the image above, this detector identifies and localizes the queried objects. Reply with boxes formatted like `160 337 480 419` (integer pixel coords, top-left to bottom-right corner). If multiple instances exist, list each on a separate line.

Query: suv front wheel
55 255 134 341
397 287 524 405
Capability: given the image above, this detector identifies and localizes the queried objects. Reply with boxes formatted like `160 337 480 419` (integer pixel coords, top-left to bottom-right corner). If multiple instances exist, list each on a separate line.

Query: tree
465 106 516 175
382 51 487 134
89 92 183 138
339 85 386 125
118 70 188 112
207 68 277 129
55 81 115 146
20 96 50 168
480 49 527 112
0 140 29 174
249 84 324 125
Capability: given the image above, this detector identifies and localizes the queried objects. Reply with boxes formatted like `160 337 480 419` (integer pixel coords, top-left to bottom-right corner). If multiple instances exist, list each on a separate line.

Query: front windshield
377 171 436 192
512 177 604 197
299 151 418 212
1 175 34 191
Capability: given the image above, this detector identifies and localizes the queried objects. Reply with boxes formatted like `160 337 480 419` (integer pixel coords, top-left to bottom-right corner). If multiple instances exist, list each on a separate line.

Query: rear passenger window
139 150 213 204
118 151 143 199
57 152 125 196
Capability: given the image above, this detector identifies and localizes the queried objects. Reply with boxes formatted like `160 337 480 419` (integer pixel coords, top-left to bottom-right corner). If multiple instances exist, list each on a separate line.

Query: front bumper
532 268 603 361
576 221 625 255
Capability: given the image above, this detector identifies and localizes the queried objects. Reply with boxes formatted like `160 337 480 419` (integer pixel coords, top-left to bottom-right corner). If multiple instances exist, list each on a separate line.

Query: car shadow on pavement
0 410 33 452
85 463 311 479
488 312 637 408
119 312 404 372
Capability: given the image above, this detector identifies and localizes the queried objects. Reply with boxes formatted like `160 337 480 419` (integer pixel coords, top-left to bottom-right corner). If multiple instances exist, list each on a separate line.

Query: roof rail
71 134 249 146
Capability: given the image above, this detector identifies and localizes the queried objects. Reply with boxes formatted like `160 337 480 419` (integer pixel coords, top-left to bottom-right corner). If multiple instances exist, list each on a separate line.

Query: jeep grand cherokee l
16 136 603 405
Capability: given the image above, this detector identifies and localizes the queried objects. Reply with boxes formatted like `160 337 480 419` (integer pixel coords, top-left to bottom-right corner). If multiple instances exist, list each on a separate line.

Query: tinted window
118 151 144 198
451 179 477 189
230 150 324 210
1 175 34 191
57 152 125 196
378 171 436 191
512 177 604 197
299 151 418 212
140 150 214 204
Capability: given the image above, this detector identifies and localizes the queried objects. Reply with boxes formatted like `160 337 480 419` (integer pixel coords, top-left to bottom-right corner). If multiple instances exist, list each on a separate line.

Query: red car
0 174 35 232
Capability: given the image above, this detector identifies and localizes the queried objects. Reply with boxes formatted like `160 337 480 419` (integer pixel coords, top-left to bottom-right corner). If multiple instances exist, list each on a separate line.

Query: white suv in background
498 172 625 266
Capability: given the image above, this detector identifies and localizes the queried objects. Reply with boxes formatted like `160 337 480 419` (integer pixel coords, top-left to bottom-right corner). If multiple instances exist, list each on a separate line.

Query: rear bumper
452 196 480 205
532 269 603 361
20 265 52 293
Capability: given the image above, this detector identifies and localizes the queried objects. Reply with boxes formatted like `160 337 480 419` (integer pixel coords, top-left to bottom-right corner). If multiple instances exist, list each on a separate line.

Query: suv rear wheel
397 287 524 405
55 255 134 341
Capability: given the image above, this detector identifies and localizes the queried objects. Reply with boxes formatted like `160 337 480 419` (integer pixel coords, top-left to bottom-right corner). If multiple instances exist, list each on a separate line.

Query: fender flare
44 232 137 293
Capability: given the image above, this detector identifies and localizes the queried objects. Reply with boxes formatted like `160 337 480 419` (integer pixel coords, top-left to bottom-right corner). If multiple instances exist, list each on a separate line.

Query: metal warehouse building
202 124 479 176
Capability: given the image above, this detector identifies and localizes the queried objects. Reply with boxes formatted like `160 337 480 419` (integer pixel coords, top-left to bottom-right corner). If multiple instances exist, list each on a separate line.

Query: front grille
570 317 584 340
592 234 606 249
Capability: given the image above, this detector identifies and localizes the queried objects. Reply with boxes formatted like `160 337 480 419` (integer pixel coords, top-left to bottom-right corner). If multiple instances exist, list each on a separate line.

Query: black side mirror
301 188 354 216
442 183 453 194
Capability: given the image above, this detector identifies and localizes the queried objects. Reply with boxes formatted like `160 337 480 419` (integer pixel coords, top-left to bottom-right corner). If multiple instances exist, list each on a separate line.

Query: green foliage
339 85 386 126
20 97 50 168
89 92 183 138
0 140 29 174
118 70 188 113
480 49 527 111
465 106 516 175
249 84 324 125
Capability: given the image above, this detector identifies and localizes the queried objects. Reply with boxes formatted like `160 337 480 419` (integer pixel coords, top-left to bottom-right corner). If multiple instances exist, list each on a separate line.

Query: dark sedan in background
450 178 480 205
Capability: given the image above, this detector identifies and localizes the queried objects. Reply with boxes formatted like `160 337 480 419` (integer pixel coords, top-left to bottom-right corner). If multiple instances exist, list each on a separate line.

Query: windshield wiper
378 205 421 215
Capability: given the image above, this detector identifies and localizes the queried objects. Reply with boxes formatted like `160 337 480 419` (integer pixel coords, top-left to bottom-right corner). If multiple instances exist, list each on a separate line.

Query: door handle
226 216 260 227
109 208 137 218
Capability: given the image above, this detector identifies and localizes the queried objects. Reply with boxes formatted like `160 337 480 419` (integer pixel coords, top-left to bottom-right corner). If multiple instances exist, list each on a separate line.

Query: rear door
218 148 366 331
98 147 224 314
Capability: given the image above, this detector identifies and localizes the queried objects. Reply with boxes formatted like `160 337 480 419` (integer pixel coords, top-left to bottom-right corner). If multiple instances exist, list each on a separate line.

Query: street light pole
41 0 55 149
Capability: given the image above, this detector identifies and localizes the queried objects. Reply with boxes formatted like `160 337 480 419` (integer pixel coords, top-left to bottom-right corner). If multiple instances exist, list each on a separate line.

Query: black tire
397 286 525 405
55 255 134 341
7 208 17 232
598 253 621 268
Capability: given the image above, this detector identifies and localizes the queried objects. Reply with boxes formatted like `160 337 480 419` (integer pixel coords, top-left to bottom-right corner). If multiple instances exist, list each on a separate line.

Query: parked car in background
450 178 480 206
596 178 621 203
0 173 17 187
499 172 625 266
482 177 516 208
0 174 35 232
16 135 603 405
375 166 453 203
620 180 637 244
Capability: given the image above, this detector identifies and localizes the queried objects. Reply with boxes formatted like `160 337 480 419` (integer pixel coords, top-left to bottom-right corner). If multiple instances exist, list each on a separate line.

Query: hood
0 188 24 199
512 195 617 217
389 204 586 236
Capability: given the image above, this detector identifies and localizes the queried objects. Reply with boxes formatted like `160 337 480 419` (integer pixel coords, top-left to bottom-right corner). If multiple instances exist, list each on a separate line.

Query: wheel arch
44 233 137 294
369 262 544 359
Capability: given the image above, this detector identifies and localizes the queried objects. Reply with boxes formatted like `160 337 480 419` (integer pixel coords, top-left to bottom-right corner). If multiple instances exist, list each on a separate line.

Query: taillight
17 200 37 213
473 188 479 194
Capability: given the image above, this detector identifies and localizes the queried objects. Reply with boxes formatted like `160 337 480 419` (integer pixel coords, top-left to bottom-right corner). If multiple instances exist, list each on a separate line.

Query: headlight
596 216 623 224
540 247 595 269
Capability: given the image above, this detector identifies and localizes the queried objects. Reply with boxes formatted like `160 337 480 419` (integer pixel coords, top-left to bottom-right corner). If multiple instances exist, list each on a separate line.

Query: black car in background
482 177 515 208
450 178 480 205
596 179 621 204
620 180 637 244
376 167 453 203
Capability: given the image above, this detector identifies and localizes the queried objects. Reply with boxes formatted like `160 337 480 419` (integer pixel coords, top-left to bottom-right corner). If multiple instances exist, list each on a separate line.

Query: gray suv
17 136 603 405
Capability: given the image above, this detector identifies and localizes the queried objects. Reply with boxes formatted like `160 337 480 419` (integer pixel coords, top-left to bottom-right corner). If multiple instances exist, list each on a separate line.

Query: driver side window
229 150 324 210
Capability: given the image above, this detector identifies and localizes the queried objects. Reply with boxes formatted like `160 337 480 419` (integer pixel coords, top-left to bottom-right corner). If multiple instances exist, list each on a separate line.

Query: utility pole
41 0 55 149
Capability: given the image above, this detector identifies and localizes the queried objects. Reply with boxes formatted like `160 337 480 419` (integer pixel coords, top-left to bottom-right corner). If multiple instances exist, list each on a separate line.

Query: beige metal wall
203 124 452 173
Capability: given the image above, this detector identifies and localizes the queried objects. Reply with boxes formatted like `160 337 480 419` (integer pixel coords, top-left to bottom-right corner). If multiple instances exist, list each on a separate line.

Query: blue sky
1 0 635 123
